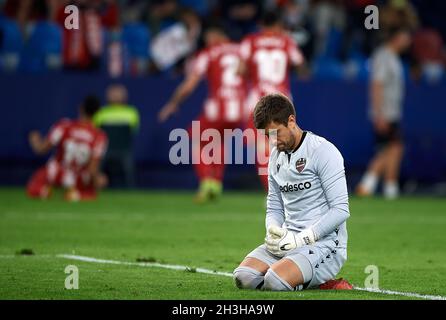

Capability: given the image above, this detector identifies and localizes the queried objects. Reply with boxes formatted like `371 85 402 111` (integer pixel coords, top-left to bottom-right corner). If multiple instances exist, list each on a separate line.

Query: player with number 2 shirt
158 23 246 203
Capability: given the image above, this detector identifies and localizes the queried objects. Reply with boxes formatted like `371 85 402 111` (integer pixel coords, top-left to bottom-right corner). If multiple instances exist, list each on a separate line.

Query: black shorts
374 122 402 149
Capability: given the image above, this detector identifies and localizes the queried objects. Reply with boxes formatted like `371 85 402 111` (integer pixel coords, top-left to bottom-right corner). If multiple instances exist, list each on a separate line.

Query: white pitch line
58 254 446 301
353 286 446 301
57 254 233 277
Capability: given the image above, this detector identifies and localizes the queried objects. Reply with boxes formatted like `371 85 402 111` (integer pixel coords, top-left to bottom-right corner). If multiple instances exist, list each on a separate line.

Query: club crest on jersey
296 158 306 173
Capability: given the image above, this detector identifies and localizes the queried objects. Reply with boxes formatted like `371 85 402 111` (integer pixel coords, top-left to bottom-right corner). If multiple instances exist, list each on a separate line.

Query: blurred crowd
1 0 445 82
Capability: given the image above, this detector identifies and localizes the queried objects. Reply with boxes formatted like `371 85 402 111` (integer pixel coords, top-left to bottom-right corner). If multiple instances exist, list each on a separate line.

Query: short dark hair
253 94 296 129
82 95 101 117
385 25 411 42
261 11 281 27
204 19 226 35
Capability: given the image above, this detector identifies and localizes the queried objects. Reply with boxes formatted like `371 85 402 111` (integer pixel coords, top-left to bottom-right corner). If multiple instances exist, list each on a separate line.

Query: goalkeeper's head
253 93 300 152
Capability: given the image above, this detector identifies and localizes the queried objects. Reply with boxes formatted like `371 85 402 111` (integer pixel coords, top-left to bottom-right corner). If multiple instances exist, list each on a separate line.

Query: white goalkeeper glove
265 226 316 257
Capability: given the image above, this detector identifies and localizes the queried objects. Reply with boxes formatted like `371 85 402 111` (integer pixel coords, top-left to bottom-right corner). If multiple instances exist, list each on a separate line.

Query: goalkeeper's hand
265 226 316 257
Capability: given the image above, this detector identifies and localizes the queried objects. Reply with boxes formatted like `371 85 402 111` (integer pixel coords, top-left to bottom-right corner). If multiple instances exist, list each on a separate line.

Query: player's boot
355 173 378 197
65 188 81 202
194 179 212 204
40 185 52 199
355 185 372 197
319 278 353 290
208 179 222 201
383 181 399 200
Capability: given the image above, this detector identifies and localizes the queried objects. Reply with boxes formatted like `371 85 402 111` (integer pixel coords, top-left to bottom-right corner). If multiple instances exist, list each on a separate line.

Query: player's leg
262 254 310 291
71 171 108 201
193 119 234 202
233 244 278 290
207 123 229 200
191 116 217 202
61 170 96 201
26 166 52 199
263 245 347 291
383 137 404 199
356 126 390 196
244 114 268 191
234 258 269 290
356 150 386 196
76 175 98 201
243 91 268 191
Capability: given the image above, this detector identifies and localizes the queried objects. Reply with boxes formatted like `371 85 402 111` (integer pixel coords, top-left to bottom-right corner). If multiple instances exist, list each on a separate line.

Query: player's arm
237 59 248 77
293 62 311 80
265 170 285 231
30 119 70 155
87 157 107 189
310 142 350 240
157 72 202 122
288 36 309 79
263 147 313 256
29 131 52 155
237 38 251 77
89 135 108 188
263 151 288 257
370 54 389 132
370 80 388 132
158 53 206 123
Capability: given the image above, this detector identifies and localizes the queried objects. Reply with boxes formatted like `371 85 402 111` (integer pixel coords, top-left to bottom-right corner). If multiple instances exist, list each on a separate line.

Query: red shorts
26 161 97 200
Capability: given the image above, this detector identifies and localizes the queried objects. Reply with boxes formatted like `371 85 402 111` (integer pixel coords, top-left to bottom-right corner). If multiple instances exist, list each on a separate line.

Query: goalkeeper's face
265 121 296 152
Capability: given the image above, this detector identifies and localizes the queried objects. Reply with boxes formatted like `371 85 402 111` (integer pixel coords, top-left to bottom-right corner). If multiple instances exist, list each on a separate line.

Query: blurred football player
238 11 305 189
158 23 246 203
27 95 108 201
234 94 352 291
356 26 411 199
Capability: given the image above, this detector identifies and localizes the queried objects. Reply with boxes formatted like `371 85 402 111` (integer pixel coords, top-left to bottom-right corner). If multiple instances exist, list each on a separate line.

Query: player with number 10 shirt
239 11 305 189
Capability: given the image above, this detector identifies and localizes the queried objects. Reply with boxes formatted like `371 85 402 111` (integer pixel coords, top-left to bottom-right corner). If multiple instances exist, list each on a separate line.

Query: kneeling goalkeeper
234 94 350 291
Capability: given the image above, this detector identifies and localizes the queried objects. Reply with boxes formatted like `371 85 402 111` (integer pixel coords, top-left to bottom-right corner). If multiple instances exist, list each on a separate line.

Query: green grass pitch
0 188 445 300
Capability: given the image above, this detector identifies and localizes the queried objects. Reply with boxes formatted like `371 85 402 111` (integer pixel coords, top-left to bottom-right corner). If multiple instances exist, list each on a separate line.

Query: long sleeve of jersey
265 168 285 230
311 142 350 240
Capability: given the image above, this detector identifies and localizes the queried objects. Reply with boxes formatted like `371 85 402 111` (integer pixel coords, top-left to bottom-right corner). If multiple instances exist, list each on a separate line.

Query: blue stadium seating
312 57 344 80
122 23 150 59
178 0 209 16
0 17 23 71
319 27 343 59
121 23 151 75
19 21 62 73
344 55 370 80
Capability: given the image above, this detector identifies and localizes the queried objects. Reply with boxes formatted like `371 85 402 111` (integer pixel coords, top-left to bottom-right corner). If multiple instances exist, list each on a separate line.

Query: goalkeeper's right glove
265 226 316 257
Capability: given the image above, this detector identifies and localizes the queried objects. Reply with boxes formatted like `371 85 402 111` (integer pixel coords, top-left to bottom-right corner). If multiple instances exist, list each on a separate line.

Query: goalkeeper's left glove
265 226 316 257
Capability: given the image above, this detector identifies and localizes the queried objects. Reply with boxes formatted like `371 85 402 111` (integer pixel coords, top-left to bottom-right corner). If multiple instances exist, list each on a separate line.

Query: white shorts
246 243 347 289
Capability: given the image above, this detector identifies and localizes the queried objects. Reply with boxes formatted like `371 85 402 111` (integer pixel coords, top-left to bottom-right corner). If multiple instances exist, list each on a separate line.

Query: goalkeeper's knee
262 269 295 291
233 266 264 290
